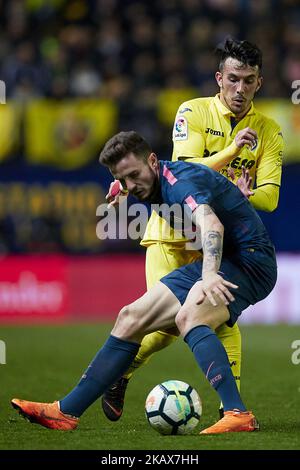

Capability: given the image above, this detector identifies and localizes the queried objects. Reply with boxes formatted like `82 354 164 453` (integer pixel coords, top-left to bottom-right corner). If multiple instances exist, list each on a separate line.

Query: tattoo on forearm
203 230 223 273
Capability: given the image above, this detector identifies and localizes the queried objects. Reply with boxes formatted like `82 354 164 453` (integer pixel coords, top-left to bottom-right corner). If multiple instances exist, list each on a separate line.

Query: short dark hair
215 37 262 72
99 131 152 167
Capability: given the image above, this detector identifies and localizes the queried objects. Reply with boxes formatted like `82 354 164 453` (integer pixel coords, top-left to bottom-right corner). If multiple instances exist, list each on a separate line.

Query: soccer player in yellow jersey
101 38 283 421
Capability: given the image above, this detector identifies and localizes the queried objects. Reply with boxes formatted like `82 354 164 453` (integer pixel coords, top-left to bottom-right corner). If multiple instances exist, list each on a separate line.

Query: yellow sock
216 322 241 410
123 330 178 380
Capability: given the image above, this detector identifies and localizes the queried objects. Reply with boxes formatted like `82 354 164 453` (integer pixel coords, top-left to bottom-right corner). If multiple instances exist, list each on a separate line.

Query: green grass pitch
0 324 300 450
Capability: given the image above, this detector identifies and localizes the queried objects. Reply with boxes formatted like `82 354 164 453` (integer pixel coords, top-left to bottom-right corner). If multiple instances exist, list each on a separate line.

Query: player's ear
215 71 223 88
255 76 263 92
148 152 158 169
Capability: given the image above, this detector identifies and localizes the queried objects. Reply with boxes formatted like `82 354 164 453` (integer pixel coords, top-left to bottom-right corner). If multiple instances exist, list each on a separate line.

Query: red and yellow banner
157 88 198 126
25 98 118 169
0 103 20 161
1 96 300 166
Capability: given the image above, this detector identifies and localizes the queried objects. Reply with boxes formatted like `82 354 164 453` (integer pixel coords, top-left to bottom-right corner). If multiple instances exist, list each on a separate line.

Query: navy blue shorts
160 247 277 326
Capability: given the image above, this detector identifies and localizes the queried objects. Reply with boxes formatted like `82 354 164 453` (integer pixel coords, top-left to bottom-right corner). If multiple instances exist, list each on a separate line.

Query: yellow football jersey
141 94 283 246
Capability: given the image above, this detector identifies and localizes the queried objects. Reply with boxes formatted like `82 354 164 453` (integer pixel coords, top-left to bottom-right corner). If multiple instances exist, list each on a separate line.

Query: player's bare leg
110 282 181 343
12 282 181 430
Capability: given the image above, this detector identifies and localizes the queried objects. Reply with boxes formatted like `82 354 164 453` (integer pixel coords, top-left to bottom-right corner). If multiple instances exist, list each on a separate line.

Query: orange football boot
200 409 259 434
11 399 79 431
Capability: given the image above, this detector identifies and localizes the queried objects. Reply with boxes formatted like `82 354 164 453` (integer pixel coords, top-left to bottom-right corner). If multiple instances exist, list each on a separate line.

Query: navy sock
60 335 140 417
184 325 246 412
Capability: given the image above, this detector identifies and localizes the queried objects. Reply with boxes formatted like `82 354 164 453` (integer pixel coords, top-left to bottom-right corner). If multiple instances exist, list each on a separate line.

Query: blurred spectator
69 62 102 96
2 41 51 99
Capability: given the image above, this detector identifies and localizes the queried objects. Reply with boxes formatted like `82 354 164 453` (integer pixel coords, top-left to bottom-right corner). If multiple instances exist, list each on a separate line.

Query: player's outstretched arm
199 127 258 172
192 204 238 306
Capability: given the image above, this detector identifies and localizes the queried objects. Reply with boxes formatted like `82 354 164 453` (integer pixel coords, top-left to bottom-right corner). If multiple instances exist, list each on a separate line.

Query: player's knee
114 305 142 337
175 307 190 335
175 303 218 337
175 304 207 333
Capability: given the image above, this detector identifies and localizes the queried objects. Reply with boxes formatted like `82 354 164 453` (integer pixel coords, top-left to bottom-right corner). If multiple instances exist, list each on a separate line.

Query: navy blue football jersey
157 160 273 255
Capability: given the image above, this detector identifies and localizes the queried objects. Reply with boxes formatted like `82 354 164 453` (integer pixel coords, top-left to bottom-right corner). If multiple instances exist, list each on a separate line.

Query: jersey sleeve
255 123 283 188
250 122 283 212
172 102 206 162
168 178 213 218
250 184 279 212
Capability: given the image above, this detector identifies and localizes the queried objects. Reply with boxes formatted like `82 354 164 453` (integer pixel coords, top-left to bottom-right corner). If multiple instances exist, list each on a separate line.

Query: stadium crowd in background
0 0 299 146
0 0 298 255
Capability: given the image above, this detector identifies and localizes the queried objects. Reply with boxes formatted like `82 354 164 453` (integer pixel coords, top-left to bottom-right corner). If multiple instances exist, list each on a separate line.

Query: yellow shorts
146 242 201 289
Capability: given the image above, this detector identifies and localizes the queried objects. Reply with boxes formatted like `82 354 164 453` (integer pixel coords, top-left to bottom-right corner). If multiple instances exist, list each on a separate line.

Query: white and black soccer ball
145 380 202 435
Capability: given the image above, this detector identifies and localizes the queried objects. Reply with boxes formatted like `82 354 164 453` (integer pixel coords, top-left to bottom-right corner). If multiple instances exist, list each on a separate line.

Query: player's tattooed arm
202 230 223 275
192 204 224 275
192 204 238 306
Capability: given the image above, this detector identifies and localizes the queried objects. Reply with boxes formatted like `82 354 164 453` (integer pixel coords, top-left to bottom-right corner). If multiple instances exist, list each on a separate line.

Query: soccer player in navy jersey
102 39 283 422
12 131 277 434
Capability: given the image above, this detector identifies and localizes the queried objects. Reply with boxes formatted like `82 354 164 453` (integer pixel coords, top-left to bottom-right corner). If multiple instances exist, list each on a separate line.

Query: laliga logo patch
174 116 188 141
175 118 185 132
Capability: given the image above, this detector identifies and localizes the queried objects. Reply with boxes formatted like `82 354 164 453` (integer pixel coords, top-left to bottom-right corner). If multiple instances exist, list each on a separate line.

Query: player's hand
236 166 254 199
235 127 257 149
106 180 128 208
198 273 238 307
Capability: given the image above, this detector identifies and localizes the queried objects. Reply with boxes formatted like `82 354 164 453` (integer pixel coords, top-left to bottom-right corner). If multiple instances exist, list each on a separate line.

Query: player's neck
148 163 162 203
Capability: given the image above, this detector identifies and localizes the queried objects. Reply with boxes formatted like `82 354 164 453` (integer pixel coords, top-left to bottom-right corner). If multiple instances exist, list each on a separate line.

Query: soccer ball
145 380 202 435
